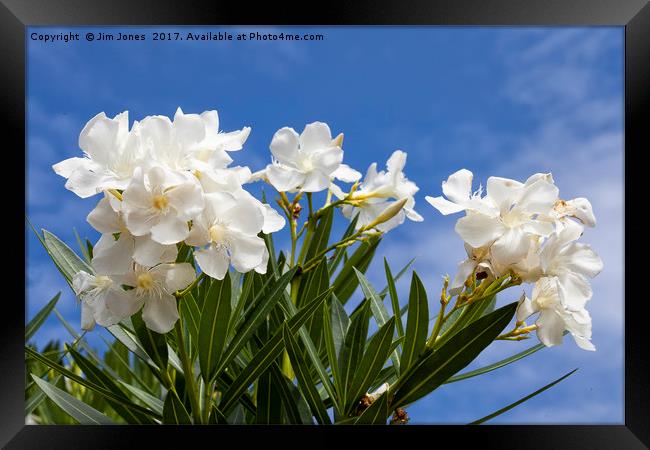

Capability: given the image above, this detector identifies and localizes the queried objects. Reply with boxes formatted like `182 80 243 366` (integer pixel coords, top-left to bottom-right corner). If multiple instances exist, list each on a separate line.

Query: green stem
174 320 203 424
427 301 448 347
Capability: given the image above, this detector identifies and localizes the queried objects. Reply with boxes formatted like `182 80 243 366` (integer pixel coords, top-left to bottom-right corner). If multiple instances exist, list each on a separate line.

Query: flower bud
332 132 344 148
362 197 408 231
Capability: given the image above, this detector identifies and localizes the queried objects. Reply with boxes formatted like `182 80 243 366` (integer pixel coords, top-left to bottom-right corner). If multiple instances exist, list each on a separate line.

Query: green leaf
355 392 389 424
132 311 168 371
392 302 517 408
268 365 313 424
338 299 371 407
332 236 380 305
445 331 570 384
470 369 578 424
354 269 400 376
303 206 334 263
31 374 116 425
26 347 160 420
282 325 332 424
73 227 91 264
435 294 498 350
179 292 201 349
26 292 61 341
384 258 405 341
400 272 429 371
218 290 329 414
347 318 395 415
217 267 298 376
67 346 155 424
163 390 192 424
118 381 164 415
322 295 348 396
198 272 232 382
42 229 92 284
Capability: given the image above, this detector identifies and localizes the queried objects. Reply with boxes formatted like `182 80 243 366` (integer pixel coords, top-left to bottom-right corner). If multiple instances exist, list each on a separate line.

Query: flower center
209 223 228 243
137 273 154 291
152 195 169 211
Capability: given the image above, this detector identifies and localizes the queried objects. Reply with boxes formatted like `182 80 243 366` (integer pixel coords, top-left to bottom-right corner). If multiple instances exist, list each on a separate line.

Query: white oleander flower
140 108 250 173
263 122 354 193
340 150 423 232
122 165 204 245
539 225 603 312
87 195 178 274
425 169 494 216
53 111 145 198
72 270 128 330
453 174 558 267
516 277 595 351
107 263 196 333
186 192 269 279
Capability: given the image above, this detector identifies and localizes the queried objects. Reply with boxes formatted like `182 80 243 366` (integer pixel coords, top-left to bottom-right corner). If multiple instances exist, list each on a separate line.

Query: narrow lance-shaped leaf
26 292 61 341
216 267 298 376
163 390 192 424
26 346 161 421
42 229 93 284
218 290 329 414
400 272 429 371
282 325 332 424
354 269 401 376
332 236 380 305
132 311 168 371
469 369 578 425
67 346 156 424
31 375 116 425
391 302 517 408
384 259 405 340
445 333 569 384
198 272 231 382
303 206 334 264
346 317 395 415
338 299 371 407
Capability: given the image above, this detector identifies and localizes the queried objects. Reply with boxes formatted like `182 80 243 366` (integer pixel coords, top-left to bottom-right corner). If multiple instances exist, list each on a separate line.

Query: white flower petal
450 259 477 295
441 169 473 204
455 213 504 248
166 182 204 221
261 204 286 234
141 292 179 334
559 243 603 278
311 147 343 174
266 164 305 192
557 271 593 311
64 167 107 198
535 309 565 347
87 197 122 234
230 235 267 273
426 195 466 215
332 164 361 183
105 290 144 319
133 235 177 267
301 170 331 193
517 179 559 215
92 233 134 275
80 302 96 331
195 246 230 280
516 293 537 322
52 157 93 178
153 263 196 293
486 176 523 211
150 215 189 245
299 122 332 152
270 127 300 165
490 227 532 266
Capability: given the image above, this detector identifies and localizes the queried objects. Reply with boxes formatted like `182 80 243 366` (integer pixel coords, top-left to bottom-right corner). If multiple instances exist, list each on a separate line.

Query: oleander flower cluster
53 110 426 334
427 169 603 350
34 107 606 426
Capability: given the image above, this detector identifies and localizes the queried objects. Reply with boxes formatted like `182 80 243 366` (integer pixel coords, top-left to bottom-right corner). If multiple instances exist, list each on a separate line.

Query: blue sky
26 26 624 424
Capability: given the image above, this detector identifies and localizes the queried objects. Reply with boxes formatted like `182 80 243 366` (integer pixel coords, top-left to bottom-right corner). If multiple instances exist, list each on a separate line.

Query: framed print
4 0 648 448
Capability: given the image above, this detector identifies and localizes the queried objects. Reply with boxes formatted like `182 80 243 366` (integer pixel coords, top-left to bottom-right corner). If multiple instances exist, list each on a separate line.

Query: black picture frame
6 0 648 448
